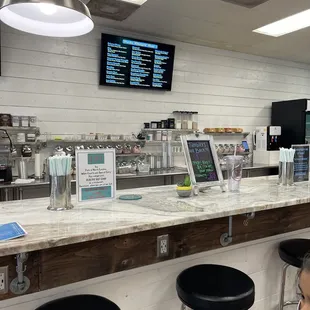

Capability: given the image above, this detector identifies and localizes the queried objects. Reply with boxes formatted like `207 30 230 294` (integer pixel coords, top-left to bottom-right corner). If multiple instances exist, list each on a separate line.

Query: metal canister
18 158 28 179
162 142 168 169
149 155 155 170
167 142 174 169
155 155 162 170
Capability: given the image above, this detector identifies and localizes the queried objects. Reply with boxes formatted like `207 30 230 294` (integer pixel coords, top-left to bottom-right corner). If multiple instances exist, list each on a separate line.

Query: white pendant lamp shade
0 0 94 37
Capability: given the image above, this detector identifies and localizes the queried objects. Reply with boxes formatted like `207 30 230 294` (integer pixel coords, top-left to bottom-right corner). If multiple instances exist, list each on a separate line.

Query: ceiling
90 0 310 64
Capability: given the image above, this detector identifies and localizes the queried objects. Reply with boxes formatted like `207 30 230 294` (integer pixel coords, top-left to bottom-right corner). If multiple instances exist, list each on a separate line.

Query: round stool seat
176 264 255 310
35 295 120 310
279 239 310 268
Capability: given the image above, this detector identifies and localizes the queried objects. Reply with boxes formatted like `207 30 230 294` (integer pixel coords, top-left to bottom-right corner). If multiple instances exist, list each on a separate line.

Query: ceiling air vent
87 0 143 21
221 0 270 8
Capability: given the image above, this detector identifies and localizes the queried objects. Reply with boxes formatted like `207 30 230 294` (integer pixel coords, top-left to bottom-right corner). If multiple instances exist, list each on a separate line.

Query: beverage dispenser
253 126 282 165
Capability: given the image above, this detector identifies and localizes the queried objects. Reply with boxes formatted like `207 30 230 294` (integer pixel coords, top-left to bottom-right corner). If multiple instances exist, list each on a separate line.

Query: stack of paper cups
35 152 41 179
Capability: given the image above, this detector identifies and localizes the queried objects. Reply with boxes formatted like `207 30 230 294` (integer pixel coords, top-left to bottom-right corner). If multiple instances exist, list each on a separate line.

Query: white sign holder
75 149 116 203
181 133 226 192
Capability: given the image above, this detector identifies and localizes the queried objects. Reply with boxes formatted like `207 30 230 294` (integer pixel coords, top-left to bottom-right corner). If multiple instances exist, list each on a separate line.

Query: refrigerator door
272 99 307 148
305 112 310 144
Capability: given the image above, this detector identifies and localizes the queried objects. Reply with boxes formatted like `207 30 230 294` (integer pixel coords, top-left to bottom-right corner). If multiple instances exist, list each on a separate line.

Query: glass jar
162 130 168 141
21 116 29 127
167 131 172 141
181 112 188 129
174 111 182 129
161 120 168 129
155 130 162 141
192 112 198 130
132 145 142 154
188 113 193 130
12 116 20 127
155 154 162 170
115 145 123 154
167 118 175 129
123 144 132 154
29 116 37 128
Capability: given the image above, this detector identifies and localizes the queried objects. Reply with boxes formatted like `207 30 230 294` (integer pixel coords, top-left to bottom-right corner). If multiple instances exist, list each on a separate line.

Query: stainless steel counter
4 163 278 188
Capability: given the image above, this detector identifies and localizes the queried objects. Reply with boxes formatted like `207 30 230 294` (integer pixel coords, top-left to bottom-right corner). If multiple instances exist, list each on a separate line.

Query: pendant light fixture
0 0 94 37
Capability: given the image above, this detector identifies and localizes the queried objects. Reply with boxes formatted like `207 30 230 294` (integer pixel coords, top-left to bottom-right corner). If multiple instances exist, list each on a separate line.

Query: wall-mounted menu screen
100 33 175 91
187 140 219 183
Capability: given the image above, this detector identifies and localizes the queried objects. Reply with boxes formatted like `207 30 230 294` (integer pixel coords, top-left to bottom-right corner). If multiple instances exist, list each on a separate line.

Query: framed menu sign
292 144 310 182
75 149 116 203
181 133 225 191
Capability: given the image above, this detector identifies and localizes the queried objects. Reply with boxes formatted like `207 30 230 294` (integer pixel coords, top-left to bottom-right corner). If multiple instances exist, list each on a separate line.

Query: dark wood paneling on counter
1 202 310 300
39 203 310 291
0 252 40 301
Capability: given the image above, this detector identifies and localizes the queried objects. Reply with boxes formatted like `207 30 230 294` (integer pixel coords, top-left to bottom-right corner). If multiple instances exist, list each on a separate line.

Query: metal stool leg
279 263 289 310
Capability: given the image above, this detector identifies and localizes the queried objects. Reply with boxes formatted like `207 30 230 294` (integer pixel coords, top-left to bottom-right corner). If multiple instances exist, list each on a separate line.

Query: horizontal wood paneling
36 202 310 291
0 252 40 301
1 24 310 134
1 206 310 307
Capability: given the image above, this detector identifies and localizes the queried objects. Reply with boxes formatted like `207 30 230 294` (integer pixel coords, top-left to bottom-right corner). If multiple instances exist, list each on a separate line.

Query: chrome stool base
279 263 299 310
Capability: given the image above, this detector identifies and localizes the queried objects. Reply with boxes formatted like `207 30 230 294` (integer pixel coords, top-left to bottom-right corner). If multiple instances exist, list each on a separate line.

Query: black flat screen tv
100 33 175 91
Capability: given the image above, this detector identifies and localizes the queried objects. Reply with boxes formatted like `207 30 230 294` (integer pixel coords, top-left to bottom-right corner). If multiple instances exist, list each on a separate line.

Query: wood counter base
1 202 310 301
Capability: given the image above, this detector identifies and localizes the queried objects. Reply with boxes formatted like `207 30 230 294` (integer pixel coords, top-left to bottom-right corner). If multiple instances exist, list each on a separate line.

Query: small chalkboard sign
182 134 225 191
292 144 310 182
187 140 218 182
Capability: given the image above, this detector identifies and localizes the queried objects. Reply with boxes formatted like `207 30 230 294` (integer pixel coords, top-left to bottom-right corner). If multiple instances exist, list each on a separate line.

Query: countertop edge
1 195 305 256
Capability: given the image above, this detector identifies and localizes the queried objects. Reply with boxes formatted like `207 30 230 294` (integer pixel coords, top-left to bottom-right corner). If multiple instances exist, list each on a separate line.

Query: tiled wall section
1 228 309 310
2 24 310 135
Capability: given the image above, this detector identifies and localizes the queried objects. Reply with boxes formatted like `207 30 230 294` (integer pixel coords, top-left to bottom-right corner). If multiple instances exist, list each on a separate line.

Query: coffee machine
0 147 13 183
253 126 281 165
0 129 15 184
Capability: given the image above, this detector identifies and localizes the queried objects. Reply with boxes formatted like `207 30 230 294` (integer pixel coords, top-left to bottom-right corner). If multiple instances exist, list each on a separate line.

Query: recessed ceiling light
120 0 147 5
253 9 310 37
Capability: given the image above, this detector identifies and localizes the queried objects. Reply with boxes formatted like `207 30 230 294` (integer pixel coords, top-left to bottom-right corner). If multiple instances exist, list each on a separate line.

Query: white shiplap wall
0 23 310 310
2 23 310 136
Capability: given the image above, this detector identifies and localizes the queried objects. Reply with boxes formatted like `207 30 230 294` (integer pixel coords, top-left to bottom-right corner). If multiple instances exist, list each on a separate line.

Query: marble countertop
0 175 298 257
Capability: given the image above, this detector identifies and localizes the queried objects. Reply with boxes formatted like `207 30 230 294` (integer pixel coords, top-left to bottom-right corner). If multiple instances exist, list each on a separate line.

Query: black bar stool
35 294 120 310
176 264 255 310
278 238 310 310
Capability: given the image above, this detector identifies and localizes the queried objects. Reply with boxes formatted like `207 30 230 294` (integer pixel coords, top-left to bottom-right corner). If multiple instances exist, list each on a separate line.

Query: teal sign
81 186 112 201
88 153 105 165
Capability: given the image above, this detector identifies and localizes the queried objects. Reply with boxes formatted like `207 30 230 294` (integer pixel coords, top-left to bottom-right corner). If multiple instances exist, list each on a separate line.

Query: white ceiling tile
90 0 310 64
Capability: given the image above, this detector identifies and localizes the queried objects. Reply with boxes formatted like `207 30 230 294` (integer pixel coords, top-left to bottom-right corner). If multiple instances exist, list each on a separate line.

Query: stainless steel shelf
218 152 251 156
45 140 143 144
205 132 250 137
14 142 38 145
142 128 194 132
145 140 182 144
143 129 250 137
0 126 39 131
116 153 147 157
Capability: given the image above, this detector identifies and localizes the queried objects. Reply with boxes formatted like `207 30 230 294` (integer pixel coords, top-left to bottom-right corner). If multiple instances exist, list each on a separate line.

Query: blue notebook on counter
0 222 27 241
